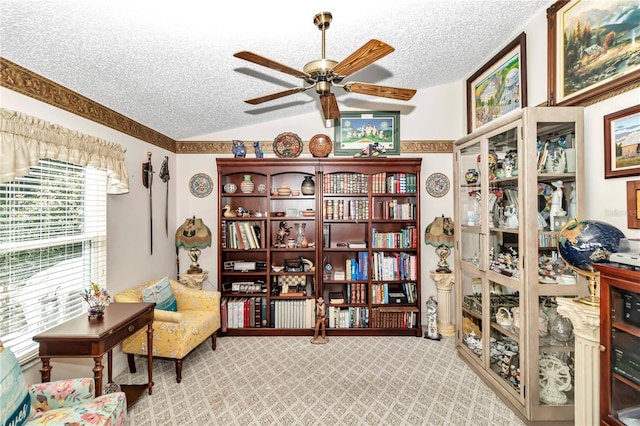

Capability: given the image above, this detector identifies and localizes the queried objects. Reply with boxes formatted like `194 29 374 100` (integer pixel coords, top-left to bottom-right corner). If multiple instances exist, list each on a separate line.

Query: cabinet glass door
458 142 482 269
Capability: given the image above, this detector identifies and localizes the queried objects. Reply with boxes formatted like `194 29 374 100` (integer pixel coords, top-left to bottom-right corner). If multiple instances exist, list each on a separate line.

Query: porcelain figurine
233 140 246 158
253 141 264 158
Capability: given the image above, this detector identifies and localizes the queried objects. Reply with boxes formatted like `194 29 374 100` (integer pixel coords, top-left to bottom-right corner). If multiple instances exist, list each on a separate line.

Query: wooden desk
33 302 155 407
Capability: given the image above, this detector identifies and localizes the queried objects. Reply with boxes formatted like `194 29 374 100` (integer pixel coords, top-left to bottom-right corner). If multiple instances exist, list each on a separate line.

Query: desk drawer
104 310 154 350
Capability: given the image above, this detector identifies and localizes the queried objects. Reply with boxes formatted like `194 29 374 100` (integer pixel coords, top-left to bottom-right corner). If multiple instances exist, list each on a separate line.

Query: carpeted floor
116 335 524 425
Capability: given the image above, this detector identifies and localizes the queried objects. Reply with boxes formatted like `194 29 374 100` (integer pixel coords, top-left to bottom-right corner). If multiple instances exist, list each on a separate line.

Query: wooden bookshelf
216 158 421 337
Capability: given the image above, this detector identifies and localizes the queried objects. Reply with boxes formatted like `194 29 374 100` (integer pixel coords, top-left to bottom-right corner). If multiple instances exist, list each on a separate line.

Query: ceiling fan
233 12 417 121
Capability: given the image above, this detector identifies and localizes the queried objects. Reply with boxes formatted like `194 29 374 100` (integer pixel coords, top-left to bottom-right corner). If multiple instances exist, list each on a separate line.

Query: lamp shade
175 217 212 249
424 215 454 248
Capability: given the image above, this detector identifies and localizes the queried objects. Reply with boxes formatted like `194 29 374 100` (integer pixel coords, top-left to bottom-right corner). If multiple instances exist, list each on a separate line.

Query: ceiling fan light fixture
234 11 416 120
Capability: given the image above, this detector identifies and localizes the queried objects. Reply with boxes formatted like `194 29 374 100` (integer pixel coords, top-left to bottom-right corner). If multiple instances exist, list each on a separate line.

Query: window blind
0 159 107 362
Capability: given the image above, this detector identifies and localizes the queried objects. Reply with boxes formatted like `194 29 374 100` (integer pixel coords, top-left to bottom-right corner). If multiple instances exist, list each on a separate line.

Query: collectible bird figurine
222 204 236 218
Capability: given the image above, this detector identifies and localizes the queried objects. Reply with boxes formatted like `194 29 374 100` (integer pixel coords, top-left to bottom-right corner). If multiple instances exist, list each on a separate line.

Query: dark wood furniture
597 263 640 425
217 158 422 337
33 302 155 408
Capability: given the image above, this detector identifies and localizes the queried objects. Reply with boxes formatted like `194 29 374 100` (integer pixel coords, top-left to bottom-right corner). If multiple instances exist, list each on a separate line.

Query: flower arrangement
83 283 111 319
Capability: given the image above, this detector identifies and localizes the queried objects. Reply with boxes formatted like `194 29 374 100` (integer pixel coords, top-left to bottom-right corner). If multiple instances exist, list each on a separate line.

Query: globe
558 218 626 305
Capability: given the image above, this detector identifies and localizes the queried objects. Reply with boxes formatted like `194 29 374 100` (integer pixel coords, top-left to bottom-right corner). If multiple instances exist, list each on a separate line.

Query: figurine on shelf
549 180 565 231
232 140 246 158
222 204 236 218
253 141 264 158
311 297 327 344
273 221 291 247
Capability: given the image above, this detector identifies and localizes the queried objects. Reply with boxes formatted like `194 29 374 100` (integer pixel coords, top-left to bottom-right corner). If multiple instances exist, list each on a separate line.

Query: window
0 159 107 362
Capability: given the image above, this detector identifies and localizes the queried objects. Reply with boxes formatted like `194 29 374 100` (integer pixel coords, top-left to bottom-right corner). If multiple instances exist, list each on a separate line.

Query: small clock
425 172 450 198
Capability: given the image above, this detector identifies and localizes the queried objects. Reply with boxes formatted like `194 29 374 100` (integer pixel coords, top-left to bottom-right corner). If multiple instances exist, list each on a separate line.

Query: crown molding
0 56 176 152
1 57 453 155
177 140 453 154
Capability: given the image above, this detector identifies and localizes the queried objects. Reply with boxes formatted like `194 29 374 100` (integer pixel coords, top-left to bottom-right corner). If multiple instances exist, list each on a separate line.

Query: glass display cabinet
454 107 584 423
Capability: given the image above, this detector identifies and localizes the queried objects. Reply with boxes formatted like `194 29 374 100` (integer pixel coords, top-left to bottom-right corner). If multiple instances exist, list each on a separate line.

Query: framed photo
466 32 527 133
604 104 640 179
627 180 640 229
334 111 400 156
547 0 640 106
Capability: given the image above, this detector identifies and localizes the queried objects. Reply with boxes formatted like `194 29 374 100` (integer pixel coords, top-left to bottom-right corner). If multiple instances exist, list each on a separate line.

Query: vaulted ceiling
0 0 554 140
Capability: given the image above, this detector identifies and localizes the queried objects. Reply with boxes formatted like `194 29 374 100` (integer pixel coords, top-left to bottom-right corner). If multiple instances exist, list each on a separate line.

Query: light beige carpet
117 335 524 425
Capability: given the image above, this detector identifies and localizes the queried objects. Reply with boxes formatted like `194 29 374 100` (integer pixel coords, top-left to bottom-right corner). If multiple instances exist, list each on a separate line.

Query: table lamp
175 216 212 274
424 215 455 273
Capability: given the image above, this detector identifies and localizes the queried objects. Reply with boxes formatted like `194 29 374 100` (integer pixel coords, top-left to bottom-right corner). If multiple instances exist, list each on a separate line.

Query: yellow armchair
114 279 221 383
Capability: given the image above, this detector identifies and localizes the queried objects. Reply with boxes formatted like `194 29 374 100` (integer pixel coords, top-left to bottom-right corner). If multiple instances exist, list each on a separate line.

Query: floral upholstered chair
114 277 221 383
0 340 126 426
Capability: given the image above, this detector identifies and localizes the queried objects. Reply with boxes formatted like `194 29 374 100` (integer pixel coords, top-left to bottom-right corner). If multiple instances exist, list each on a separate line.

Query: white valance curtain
0 108 129 194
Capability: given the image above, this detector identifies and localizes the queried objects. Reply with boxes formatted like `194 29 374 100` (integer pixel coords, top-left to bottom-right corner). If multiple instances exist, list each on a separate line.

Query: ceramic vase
240 174 254 193
301 175 315 195
465 169 478 184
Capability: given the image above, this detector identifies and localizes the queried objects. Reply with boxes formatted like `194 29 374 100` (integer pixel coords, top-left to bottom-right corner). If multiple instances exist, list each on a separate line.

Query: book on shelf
347 241 367 248
329 292 345 304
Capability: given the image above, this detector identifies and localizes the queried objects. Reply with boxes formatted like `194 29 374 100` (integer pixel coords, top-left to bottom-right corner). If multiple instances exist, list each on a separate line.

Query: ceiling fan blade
234 51 309 79
320 93 340 121
245 87 309 105
330 39 395 78
343 82 417 101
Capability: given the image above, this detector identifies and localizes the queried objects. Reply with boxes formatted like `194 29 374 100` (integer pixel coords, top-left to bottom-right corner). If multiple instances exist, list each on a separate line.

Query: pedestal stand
556 298 600 426
430 270 455 337
178 270 208 290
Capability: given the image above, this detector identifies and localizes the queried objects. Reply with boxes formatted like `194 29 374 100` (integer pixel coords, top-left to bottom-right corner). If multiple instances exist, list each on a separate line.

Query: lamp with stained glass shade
424 215 455 273
175 216 212 274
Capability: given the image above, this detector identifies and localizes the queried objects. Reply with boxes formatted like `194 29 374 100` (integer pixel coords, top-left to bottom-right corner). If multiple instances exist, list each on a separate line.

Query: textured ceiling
0 0 554 140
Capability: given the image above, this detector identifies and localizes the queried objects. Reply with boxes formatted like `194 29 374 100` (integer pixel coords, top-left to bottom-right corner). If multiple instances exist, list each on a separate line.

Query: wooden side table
33 302 155 408
178 270 208 289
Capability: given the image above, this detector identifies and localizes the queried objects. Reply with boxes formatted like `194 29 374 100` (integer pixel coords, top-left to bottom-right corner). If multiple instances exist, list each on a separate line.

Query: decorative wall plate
273 132 303 158
189 173 213 198
425 172 450 197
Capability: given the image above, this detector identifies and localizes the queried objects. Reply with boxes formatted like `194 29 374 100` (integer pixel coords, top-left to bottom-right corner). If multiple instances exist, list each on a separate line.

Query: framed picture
547 0 640 106
604 104 640 179
627 180 640 229
466 32 527 133
334 111 400 156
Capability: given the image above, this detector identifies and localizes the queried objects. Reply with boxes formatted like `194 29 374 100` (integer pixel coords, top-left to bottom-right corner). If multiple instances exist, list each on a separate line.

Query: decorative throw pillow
141 276 177 311
0 341 31 426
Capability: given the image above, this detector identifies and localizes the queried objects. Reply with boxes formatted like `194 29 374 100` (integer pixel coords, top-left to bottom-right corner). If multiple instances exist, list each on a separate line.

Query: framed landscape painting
604 104 640 179
547 0 640 106
466 32 527 133
334 111 400 156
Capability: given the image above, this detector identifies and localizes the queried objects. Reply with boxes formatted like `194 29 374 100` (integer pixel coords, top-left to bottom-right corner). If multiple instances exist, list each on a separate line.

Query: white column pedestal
430 270 455 337
556 298 600 426
178 270 208 290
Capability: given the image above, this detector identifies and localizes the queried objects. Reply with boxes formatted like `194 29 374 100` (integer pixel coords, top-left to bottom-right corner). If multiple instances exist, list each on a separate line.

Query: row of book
222 297 267 330
344 252 369 281
323 173 368 194
222 297 316 329
371 282 418 304
380 200 416 220
371 172 417 194
369 307 419 328
321 172 417 194
221 220 264 249
272 299 316 329
327 306 369 328
371 251 418 281
538 232 558 248
327 283 367 304
371 226 417 249
323 199 370 220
